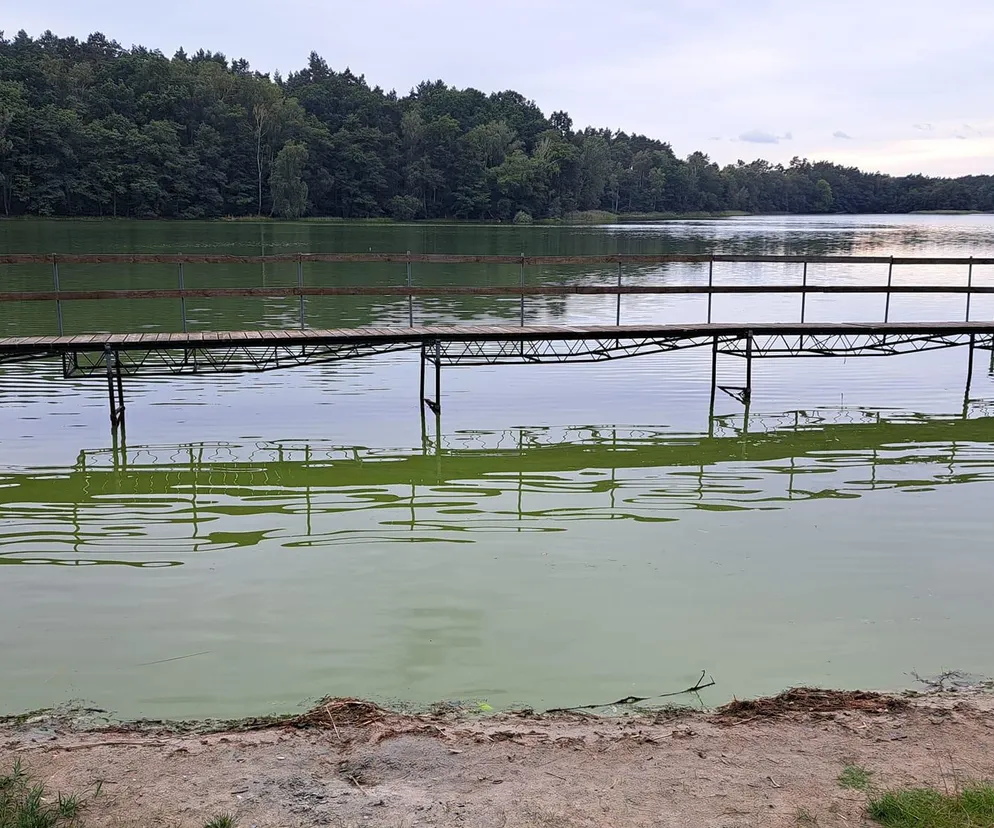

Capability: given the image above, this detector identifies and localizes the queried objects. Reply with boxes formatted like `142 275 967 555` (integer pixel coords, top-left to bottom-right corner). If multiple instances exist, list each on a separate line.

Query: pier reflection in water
2 405 994 720
3 408 994 568
5 215 994 719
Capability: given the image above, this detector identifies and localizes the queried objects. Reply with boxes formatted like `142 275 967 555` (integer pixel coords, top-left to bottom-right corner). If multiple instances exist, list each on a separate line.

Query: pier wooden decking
2 252 993 434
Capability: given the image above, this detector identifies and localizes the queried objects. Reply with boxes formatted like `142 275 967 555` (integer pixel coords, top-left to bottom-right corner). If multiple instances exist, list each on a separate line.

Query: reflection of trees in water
4 219 993 335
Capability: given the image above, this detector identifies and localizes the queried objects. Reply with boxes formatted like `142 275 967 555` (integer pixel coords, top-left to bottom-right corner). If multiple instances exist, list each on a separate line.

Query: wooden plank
6 321 994 359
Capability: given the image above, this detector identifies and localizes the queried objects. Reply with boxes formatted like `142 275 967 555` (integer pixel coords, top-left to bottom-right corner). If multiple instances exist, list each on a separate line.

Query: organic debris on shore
717 687 910 721
1 689 991 828
291 697 387 730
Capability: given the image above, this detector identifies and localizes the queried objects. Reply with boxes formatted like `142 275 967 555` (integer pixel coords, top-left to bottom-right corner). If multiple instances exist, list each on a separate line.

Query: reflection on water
4 403 994 719
4 408 994 568
5 215 994 720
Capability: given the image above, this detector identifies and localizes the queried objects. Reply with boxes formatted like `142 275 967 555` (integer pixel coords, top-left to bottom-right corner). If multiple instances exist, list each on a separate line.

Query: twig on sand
347 774 367 795
325 705 343 741
545 670 716 713
30 740 168 752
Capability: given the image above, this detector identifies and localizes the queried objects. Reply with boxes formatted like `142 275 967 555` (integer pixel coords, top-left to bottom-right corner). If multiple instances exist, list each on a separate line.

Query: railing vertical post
407 251 413 328
884 257 894 323
707 257 714 324
616 260 622 326
52 254 64 337
297 255 305 330
178 259 188 333
966 257 974 323
800 261 808 323
519 253 525 327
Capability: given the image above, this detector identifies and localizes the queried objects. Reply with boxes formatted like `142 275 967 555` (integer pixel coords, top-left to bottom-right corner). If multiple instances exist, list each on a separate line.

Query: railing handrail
1 284 993 303
0 253 991 266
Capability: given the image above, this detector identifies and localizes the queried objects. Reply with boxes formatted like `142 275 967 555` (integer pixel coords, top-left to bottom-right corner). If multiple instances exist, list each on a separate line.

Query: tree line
2 30 993 221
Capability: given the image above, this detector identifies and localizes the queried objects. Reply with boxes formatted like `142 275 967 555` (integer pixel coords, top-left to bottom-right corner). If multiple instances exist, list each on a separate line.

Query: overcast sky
7 0 994 177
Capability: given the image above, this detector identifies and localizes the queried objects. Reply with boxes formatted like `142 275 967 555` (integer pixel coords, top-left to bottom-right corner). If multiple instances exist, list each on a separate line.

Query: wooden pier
1 252 992 435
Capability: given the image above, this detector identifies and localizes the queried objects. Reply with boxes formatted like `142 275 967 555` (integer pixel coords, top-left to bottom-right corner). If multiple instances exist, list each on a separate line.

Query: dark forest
2 30 992 221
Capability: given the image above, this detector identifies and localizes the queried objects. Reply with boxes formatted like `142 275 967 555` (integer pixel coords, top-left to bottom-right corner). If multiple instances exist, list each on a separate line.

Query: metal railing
1 253 989 336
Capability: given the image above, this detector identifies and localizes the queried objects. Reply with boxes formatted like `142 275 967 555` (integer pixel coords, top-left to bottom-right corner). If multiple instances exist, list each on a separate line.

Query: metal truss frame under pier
2 323 994 434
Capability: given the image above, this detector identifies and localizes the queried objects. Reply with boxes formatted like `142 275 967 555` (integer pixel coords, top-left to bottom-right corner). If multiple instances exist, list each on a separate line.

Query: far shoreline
3 209 993 227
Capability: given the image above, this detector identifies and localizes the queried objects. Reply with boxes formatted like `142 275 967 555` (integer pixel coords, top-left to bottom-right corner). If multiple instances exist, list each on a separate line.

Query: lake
2 215 994 720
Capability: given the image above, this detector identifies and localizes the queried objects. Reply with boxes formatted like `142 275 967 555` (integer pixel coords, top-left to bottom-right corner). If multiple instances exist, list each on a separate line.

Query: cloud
739 129 782 144
833 130 853 139
6 0 994 176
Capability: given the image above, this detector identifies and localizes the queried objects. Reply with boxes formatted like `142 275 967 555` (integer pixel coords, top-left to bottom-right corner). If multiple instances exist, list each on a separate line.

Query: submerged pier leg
423 339 441 415
744 331 753 405
708 335 718 436
434 341 442 414
104 345 125 437
419 344 426 406
964 334 976 417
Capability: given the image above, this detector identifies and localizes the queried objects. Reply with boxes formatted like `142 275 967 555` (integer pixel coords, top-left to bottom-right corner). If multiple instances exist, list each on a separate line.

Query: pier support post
419 344 426 407
104 344 125 437
744 331 753 405
965 333 976 415
434 340 442 413
708 335 718 436
423 339 442 415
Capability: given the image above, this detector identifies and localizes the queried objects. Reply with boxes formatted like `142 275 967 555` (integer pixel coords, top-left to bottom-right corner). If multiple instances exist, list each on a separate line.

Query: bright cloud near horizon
7 0 994 177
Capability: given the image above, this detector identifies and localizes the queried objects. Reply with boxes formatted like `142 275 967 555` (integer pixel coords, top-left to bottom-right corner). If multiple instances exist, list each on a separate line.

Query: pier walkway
2 253 992 433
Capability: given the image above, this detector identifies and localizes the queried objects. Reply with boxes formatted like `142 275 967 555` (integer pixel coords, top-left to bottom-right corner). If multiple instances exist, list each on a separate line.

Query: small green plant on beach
868 784 994 827
0 761 87 828
203 815 237 828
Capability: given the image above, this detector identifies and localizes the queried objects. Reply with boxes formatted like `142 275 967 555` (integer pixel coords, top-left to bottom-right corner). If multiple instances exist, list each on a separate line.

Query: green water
3 215 994 719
